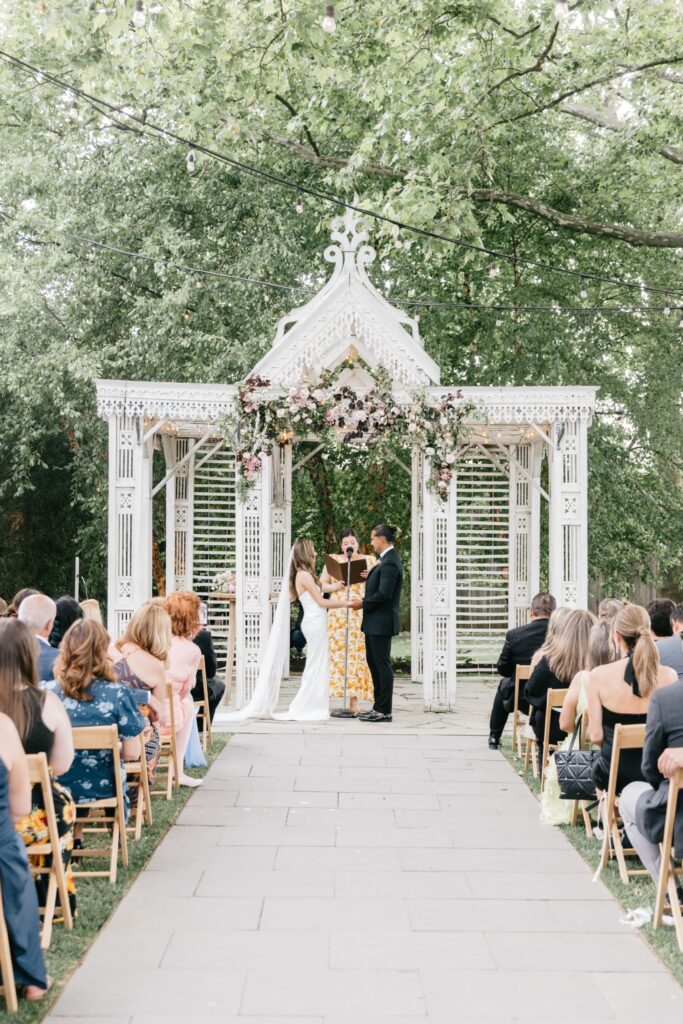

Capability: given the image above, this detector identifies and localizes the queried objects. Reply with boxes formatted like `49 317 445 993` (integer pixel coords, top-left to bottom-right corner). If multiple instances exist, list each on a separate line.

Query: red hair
164 591 201 639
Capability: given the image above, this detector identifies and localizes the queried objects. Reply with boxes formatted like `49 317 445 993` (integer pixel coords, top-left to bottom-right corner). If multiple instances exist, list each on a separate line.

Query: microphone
345 546 354 559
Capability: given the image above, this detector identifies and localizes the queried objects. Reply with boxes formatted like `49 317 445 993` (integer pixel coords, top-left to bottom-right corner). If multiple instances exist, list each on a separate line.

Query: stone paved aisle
47 731 683 1023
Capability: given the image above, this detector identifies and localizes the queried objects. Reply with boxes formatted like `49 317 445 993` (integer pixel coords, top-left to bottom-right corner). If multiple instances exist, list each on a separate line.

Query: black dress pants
365 633 393 715
191 676 226 722
489 678 529 740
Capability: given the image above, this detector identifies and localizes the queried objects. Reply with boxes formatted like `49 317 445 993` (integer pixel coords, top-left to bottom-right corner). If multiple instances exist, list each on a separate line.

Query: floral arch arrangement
224 363 482 501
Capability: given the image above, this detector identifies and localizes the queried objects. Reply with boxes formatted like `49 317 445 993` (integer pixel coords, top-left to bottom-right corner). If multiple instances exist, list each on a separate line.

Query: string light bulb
68 96 78 119
663 306 671 315
580 287 588 299
321 4 336 33
132 0 146 27
488 264 500 278
554 1 569 19
295 193 304 215
186 148 196 174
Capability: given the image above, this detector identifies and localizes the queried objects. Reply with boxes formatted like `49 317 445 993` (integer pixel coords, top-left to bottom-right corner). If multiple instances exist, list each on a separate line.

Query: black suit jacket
361 548 403 637
193 628 218 684
496 617 549 680
37 638 59 682
636 681 683 858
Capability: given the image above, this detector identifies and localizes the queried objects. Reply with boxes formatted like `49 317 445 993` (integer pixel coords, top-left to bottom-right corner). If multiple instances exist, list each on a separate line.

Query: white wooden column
410 449 425 683
508 440 543 626
270 443 292 677
235 452 273 707
106 414 153 637
162 436 194 594
422 460 457 710
548 419 588 608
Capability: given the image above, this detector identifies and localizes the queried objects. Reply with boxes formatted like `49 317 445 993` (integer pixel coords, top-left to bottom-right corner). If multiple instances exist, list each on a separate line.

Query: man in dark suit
18 593 58 681
619 681 683 891
192 626 226 722
349 524 403 723
488 592 556 749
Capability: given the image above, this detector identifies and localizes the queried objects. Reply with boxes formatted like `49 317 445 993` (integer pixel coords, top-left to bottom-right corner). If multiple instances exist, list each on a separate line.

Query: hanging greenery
223 363 482 500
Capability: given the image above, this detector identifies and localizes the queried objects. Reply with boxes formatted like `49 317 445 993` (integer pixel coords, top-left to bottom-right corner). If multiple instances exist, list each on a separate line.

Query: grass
1 734 230 1023
500 737 683 987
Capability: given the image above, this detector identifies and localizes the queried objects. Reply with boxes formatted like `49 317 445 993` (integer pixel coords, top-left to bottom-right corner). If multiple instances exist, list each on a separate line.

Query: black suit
192 628 225 722
361 548 403 715
36 637 58 682
636 682 683 858
488 617 550 740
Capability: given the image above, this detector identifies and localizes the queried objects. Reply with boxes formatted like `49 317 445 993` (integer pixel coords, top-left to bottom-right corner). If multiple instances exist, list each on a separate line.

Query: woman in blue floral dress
44 620 145 820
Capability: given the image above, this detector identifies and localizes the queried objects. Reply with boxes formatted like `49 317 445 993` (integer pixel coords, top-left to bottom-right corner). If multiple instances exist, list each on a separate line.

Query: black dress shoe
488 735 500 750
358 710 378 720
363 711 392 722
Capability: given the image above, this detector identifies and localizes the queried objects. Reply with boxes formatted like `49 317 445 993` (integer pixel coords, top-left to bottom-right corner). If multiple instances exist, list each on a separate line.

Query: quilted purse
554 716 599 801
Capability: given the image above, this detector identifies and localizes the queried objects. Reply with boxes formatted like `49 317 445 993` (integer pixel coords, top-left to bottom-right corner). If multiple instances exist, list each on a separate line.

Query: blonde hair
118 601 172 665
538 606 572 656
614 603 661 697
587 620 617 669
289 539 318 600
543 608 597 684
598 598 625 624
80 599 103 625
55 619 116 700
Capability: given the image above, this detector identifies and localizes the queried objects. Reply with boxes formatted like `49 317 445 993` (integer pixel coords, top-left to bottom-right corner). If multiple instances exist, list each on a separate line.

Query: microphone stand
331 547 358 719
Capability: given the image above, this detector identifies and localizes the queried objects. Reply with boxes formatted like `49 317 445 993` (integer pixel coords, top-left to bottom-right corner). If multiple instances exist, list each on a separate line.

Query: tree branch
468 188 683 247
476 21 559 106
273 93 320 157
260 128 401 178
561 102 683 164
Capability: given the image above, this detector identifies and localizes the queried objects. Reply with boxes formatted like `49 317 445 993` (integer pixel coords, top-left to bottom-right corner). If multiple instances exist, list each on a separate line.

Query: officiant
320 528 376 715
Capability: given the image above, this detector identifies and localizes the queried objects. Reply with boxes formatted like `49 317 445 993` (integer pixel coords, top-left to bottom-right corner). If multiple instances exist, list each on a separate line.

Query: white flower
446 453 455 464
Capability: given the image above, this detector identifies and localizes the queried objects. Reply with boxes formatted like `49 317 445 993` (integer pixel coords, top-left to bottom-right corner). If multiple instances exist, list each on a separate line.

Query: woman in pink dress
162 592 203 788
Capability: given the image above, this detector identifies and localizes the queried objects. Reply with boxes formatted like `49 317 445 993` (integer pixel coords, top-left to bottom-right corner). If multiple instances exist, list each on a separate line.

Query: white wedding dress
274 590 330 722
223 551 330 722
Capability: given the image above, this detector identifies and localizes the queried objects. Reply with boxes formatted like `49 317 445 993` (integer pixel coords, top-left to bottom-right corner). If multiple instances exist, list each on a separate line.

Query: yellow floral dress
327 554 376 701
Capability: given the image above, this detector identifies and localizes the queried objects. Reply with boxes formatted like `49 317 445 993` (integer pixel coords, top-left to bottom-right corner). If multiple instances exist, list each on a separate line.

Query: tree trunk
304 451 337 552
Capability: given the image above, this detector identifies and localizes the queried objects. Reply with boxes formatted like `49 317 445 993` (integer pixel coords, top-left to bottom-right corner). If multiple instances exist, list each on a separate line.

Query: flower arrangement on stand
210 569 237 595
222 365 482 501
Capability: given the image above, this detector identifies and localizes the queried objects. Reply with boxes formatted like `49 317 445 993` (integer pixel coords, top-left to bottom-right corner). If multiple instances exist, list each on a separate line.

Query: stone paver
46 708 683 1024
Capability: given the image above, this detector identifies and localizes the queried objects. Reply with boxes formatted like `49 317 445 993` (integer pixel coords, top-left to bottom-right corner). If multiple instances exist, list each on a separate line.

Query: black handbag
554 716 599 801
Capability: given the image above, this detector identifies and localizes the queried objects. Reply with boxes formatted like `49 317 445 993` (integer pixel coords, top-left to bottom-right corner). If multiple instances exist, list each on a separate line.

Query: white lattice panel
411 449 425 683
455 453 510 675
192 441 236 670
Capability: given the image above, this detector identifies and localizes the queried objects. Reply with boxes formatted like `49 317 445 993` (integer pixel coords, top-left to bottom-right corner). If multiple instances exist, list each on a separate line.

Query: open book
324 554 368 586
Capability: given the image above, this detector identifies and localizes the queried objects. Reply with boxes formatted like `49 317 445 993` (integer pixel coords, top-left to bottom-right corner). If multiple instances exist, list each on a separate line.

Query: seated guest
45 620 145 819
587 603 677 799
18 593 59 681
7 588 40 619
80 599 103 625
0 597 8 616
112 601 172 791
525 608 595 771
488 592 556 749
192 625 225 722
48 596 84 649
648 598 683 683
619 678 683 890
0 712 50 1002
0 618 77 913
673 604 683 636
542 620 616 825
164 592 204 788
598 598 625 624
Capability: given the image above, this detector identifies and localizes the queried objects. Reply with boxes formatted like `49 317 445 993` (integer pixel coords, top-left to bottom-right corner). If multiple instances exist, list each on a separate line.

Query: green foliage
0 1 682 598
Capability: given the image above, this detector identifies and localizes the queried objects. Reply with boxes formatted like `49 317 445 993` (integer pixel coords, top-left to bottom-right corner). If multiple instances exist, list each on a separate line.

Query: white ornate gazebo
96 211 596 711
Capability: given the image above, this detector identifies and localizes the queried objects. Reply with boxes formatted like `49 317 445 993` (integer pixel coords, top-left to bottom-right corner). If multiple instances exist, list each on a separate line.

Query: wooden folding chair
70 725 129 884
194 655 212 752
152 683 179 800
0 878 18 1014
24 753 73 948
599 722 648 883
124 733 153 841
512 664 532 758
540 688 569 792
653 767 683 948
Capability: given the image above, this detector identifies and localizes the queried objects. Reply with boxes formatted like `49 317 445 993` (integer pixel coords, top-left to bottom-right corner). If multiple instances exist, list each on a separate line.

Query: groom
349 524 403 723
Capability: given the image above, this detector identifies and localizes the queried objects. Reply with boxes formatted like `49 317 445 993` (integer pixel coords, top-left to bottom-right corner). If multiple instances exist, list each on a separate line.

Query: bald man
18 593 58 681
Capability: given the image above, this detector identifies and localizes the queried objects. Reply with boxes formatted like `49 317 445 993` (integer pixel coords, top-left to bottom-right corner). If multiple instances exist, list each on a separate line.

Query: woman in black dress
587 603 677 794
525 608 596 773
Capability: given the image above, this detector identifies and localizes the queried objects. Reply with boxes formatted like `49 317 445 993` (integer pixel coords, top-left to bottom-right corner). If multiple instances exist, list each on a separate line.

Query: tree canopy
0 0 681 601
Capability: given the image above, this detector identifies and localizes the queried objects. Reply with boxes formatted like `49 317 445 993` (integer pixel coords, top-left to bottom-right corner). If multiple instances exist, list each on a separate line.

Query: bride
224 538 350 722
